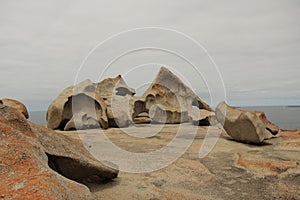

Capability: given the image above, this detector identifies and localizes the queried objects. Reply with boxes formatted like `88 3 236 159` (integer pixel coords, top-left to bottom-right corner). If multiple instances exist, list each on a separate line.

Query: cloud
0 0 299 110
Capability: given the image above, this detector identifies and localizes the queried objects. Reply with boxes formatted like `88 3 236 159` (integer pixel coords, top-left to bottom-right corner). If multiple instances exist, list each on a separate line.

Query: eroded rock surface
47 80 108 130
215 101 281 143
133 112 151 124
131 67 212 124
0 105 118 199
255 111 281 135
96 75 135 128
47 76 135 130
71 125 299 200
190 109 217 126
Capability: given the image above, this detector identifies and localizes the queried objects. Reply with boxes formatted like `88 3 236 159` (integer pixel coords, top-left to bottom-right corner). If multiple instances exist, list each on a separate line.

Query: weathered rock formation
47 67 214 128
96 75 135 97
133 112 151 124
131 67 212 124
189 109 217 126
47 75 135 130
1 98 29 118
215 101 281 143
47 79 108 130
255 111 281 136
0 103 118 199
96 75 135 127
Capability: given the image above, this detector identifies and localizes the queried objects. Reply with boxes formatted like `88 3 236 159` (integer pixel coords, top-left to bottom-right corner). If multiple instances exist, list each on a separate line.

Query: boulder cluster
46 67 214 131
46 66 281 144
0 67 286 199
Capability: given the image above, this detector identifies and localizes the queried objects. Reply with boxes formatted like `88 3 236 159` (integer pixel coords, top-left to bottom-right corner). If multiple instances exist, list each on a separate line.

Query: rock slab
0 103 118 199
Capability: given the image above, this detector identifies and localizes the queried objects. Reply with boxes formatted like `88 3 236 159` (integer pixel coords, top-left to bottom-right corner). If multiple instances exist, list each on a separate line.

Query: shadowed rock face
47 80 108 130
0 105 118 199
215 101 281 144
1 98 29 119
131 67 212 124
62 93 108 131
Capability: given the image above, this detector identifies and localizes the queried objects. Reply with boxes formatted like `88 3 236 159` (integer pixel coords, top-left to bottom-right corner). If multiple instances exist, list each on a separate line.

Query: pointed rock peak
156 66 171 75
150 66 196 95
153 66 182 85
143 66 212 111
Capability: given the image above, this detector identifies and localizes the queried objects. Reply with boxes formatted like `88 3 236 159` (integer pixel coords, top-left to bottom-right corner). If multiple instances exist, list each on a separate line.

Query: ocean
240 106 300 130
29 106 300 130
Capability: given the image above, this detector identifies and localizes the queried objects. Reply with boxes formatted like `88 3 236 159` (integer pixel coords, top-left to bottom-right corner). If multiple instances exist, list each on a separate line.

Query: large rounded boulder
215 101 281 143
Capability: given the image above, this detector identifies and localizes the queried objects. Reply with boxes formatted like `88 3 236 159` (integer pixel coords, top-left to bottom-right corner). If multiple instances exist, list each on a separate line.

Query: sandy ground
58 124 300 200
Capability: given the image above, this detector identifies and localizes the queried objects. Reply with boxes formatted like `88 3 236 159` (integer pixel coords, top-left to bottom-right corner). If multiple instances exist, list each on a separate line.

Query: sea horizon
29 105 300 130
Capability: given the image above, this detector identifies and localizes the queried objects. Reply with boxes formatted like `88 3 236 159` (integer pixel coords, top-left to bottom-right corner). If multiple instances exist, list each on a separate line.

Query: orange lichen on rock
267 181 300 199
236 152 298 176
282 141 300 148
1 98 29 119
277 131 300 149
279 132 300 140
0 103 118 199
0 110 91 199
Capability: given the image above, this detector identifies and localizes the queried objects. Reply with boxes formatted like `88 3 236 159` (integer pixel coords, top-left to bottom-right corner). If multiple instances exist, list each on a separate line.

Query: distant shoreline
287 105 300 108
29 105 300 130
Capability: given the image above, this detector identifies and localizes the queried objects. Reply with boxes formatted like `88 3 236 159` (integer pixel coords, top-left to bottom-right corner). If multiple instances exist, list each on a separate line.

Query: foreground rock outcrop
0 103 118 199
0 98 29 118
215 101 281 143
131 67 212 124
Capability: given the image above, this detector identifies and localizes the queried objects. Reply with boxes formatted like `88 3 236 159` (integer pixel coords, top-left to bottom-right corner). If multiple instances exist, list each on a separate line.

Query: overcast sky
0 0 299 111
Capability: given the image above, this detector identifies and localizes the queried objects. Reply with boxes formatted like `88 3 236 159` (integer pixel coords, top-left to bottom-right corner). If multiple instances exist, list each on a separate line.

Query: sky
0 0 299 111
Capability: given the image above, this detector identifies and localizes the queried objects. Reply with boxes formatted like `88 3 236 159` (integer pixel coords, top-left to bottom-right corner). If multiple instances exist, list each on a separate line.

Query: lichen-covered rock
215 101 281 143
1 98 29 118
46 80 108 130
0 104 118 199
236 152 298 176
132 67 211 124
